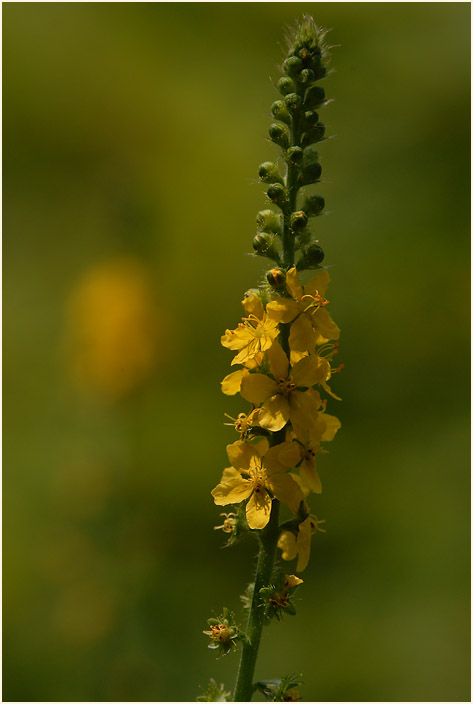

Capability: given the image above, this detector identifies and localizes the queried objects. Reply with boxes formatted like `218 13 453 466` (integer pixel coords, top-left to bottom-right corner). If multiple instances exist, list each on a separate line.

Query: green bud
300 162 322 185
271 100 291 125
267 183 286 206
302 194 325 216
266 267 286 289
301 110 319 130
277 76 297 96
304 84 326 108
256 209 282 234
253 232 271 253
282 56 303 78
258 161 282 184
286 146 303 165
306 243 325 264
290 211 308 231
268 123 289 149
299 68 314 84
309 56 327 80
303 145 319 164
252 233 281 263
284 92 303 114
302 122 325 146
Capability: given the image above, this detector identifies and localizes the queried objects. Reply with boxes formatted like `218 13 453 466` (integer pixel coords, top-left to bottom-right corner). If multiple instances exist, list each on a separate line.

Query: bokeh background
3 3 470 702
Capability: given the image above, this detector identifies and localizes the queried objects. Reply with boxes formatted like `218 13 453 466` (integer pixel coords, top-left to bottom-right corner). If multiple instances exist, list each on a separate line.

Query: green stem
233 498 280 702
282 115 301 268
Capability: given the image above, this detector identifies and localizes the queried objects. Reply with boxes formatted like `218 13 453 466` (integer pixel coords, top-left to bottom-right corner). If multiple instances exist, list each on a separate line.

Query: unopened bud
290 211 308 231
304 85 325 108
284 92 302 115
271 100 291 125
267 268 286 289
282 56 303 78
269 123 289 149
302 123 325 146
303 194 325 217
267 183 286 206
286 146 303 166
305 243 325 265
253 232 272 253
299 68 314 84
277 76 297 96
256 209 282 234
301 110 319 130
258 161 282 184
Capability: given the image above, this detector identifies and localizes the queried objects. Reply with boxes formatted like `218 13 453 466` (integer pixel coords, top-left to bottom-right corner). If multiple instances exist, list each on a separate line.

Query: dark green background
3 3 470 702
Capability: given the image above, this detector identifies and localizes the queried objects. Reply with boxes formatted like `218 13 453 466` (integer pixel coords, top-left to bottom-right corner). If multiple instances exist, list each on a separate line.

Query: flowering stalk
201 16 342 703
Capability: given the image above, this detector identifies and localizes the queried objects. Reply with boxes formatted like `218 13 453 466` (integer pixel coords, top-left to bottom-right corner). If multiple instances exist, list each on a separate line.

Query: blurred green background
3 3 470 702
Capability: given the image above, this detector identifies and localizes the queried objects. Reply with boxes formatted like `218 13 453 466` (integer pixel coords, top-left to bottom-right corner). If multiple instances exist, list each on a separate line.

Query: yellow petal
246 489 272 529
231 338 259 366
289 313 317 354
291 355 330 387
305 269 330 298
211 476 253 505
286 267 303 300
278 531 297 561
277 440 303 468
221 329 247 350
267 472 304 513
267 340 289 380
254 437 270 457
296 517 312 572
258 395 290 431
313 413 341 442
226 441 260 471
221 368 250 395
285 574 303 587
299 457 322 493
240 373 277 405
242 294 264 319
288 390 319 440
261 444 287 476
266 298 300 324
311 308 340 340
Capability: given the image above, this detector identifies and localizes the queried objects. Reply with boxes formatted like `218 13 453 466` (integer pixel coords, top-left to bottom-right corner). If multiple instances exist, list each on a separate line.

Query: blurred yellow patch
65 257 166 400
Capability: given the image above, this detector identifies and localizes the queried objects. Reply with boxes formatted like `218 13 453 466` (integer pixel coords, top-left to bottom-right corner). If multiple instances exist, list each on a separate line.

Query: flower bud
304 84 326 108
258 161 282 184
267 183 286 206
256 209 281 234
290 211 308 231
282 56 303 78
305 243 325 265
303 194 325 216
301 122 325 146
253 232 271 253
299 68 314 84
284 92 303 115
268 123 289 149
286 146 303 166
301 110 319 130
271 100 291 125
309 57 327 80
277 76 297 96
266 268 286 289
300 162 322 185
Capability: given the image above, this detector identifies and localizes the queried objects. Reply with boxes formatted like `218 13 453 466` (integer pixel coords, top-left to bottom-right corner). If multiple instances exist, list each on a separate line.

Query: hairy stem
233 498 280 701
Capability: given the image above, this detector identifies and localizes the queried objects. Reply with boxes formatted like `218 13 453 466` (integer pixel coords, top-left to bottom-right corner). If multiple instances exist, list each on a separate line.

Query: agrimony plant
201 16 342 702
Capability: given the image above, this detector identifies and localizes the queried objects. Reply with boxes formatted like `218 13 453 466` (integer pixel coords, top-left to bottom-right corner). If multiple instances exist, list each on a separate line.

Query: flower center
209 624 231 643
248 464 266 493
276 377 296 397
300 291 328 314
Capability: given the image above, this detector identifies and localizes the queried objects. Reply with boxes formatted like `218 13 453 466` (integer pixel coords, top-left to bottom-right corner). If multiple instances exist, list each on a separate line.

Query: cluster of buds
259 574 303 621
252 18 331 272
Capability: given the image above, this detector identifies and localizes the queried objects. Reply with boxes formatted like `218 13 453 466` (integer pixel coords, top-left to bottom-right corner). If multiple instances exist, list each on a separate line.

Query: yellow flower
284 574 303 588
224 409 260 439
211 439 304 530
279 404 341 493
221 295 279 366
278 515 325 572
239 341 330 439
266 267 340 361
220 352 264 396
